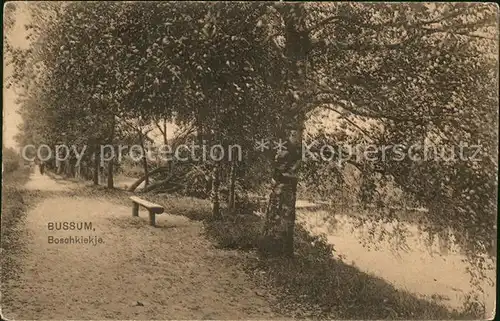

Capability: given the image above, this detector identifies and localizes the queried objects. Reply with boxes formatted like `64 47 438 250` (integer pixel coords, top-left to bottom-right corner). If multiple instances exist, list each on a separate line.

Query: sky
3 3 30 149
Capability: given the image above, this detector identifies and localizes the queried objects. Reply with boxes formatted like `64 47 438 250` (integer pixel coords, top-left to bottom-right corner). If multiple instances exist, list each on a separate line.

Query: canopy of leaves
6 2 497 275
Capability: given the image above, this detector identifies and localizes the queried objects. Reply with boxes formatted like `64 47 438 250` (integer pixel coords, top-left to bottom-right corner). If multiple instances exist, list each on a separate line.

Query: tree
257 2 497 257
7 2 497 268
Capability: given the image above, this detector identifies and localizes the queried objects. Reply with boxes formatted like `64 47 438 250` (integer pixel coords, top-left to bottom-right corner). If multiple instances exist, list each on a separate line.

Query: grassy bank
204 216 478 319
1 167 33 240
1 167 35 285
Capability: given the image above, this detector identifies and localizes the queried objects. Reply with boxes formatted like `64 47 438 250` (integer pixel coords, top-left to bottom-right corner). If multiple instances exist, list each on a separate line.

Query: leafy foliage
6 1 497 278
2 147 22 174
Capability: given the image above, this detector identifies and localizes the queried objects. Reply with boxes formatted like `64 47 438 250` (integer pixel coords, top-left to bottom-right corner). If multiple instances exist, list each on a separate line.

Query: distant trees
2 147 21 174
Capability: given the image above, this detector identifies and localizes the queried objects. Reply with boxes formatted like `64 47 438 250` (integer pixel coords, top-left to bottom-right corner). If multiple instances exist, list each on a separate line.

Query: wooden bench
130 196 165 227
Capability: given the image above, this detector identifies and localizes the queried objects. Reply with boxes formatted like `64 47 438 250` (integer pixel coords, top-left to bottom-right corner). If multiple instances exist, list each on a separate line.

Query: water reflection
296 206 496 315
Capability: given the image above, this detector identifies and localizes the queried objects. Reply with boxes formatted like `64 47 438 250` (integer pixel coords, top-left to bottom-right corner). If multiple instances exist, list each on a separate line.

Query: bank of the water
297 209 496 318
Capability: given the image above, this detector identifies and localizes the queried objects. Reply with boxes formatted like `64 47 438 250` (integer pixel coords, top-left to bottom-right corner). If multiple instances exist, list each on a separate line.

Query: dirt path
24 167 77 192
3 169 281 320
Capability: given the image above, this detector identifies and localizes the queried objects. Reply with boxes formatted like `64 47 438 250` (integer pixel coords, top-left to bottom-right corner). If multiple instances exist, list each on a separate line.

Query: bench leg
132 203 139 217
149 211 156 227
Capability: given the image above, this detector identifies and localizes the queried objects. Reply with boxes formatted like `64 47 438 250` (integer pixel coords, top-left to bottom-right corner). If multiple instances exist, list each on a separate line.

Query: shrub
2 147 21 174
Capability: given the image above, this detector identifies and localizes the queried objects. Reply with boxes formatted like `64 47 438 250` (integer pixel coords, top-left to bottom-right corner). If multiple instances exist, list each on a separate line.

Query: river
296 205 496 317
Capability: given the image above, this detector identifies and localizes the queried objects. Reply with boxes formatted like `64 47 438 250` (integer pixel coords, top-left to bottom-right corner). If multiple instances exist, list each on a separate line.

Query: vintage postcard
2 2 498 320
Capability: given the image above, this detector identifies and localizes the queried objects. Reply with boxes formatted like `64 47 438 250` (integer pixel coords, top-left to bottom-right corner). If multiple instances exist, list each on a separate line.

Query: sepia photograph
2 1 498 320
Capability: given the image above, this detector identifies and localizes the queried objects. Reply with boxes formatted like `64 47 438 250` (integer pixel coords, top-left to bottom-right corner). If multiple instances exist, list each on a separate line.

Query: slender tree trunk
82 162 89 180
196 112 203 147
160 121 168 166
205 174 212 196
80 162 85 180
107 117 116 189
75 160 81 179
210 119 222 219
107 161 114 188
57 145 66 175
69 153 76 178
64 159 72 177
71 160 76 178
87 162 93 181
142 177 178 193
48 158 56 171
93 149 100 185
127 166 169 192
211 162 221 219
163 120 168 145
139 133 149 188
228 160 237 211
56 159 63 175
155 118 169 145
262 4 309 257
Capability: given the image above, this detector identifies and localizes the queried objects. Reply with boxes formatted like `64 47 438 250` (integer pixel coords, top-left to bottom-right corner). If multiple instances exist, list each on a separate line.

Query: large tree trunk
228 160 237 211
262 129 303 257
262 4 309 257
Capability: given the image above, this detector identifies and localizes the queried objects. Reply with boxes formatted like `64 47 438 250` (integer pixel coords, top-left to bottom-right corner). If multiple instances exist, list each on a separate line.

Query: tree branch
412 7 471 28
306 15 341 34
312 29 423 54
308 7 471 38
115 116 155 143
312 92 456 123
432 29 497 41
154 120 166 135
